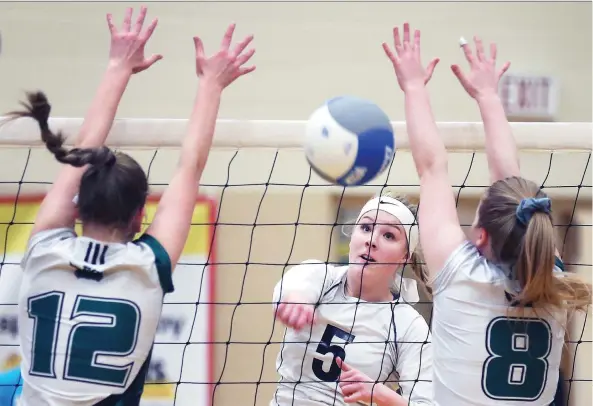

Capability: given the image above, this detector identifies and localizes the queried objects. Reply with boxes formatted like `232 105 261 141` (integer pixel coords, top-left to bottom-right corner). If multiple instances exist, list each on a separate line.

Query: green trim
135 234 174 294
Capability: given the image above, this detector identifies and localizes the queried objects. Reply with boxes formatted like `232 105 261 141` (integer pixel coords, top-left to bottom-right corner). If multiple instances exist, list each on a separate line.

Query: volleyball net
0 118 590 406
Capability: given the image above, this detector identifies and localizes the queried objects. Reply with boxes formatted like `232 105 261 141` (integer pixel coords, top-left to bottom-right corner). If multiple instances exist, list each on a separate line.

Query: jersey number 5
482 317 552 402
312 325 355 382
28 291 140 388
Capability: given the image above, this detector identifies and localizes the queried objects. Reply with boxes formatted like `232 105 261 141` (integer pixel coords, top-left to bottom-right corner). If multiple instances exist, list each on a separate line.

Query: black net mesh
0 144 590 406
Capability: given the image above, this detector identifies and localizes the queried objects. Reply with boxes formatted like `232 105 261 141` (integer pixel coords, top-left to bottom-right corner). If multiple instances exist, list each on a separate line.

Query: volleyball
304 96 395 186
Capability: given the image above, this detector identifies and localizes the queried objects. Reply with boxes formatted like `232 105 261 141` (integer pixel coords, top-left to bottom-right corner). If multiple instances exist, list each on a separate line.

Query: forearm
404 86 448 177
76 64 132 148
374 384 416 406
177 79 222 177
476 93 520 181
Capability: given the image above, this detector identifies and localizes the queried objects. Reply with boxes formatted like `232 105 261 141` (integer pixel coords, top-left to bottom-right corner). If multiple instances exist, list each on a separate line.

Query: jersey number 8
482 317 553 402
28 291 140 387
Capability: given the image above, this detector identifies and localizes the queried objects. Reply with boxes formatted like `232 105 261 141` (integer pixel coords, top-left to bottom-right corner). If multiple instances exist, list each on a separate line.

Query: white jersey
429 241 567 406
271 260 433 406
17 228 174 406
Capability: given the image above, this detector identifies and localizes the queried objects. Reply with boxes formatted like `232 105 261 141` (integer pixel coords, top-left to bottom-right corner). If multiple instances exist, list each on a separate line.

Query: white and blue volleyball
304 96 395 186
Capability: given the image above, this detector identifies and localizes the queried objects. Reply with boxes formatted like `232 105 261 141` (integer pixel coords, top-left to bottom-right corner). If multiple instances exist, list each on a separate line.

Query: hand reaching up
194 23 256 90
451 36 510 100
382 22 440 92
106 6 162 74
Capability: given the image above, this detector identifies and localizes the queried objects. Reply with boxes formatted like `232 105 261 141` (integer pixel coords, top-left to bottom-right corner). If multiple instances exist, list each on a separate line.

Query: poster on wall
0 195 216 406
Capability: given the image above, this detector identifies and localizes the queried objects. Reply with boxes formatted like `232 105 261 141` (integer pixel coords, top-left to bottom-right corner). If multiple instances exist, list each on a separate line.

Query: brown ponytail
3 91 149 230
5 91 116 168
478 176 591 312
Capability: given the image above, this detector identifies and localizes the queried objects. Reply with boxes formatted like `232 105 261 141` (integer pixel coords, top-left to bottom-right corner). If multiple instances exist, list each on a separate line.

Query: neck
345 268 393 302
82 223 131 243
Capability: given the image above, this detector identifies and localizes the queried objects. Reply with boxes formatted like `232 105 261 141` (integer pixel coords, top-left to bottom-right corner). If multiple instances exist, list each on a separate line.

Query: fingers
392 26 402 54
239 66 257 76
221 23 236 50
490 42 497 62
451 64 468 85
474 36 485 62
232 35 254 59
106 13 117 36
425 57 440 83
140 18 159 43
275 303 314 331
336 357 351 372
403 22 411 49
382 42 398 66
145 54 163 67
235 48 255 68
121 7 133 33
194 36 205 58
413 28 421 54
133 6 148 35
461 42 475 66
389 23 421 58
498 61 511 78
108 7 156 41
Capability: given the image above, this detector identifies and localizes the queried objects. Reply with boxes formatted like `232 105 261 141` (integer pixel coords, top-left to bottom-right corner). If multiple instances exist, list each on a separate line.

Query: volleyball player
272 193 433 406
382 23 591 405
7 7 255 405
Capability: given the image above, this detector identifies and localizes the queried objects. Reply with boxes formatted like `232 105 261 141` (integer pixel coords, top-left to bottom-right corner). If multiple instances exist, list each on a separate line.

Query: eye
384 232 395 240
360 224 372 232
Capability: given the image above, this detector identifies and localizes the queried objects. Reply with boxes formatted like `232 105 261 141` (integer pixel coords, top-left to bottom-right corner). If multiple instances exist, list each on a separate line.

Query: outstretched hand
194 23 256 90
106 6 162 74
382 22 440 92
451 36 510 100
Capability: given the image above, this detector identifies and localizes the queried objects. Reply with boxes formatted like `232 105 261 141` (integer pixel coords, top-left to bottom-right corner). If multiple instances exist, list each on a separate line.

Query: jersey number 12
28 291 141 387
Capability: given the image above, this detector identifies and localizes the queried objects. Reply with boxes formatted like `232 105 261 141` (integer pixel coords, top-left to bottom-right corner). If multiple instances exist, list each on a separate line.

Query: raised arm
145 24 255 267
451 37 516 182
382 23 466 278
28 7 161 237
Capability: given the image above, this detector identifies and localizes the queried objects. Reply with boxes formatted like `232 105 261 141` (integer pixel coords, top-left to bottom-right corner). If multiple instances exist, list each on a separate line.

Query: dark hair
478 176 590 310
7 91 149 231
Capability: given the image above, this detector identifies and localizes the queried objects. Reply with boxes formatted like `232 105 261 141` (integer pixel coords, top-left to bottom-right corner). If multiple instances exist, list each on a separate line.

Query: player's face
348 210 409 280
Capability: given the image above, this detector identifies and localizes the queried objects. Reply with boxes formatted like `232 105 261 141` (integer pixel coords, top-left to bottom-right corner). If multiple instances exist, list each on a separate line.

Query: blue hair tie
515 197 551 225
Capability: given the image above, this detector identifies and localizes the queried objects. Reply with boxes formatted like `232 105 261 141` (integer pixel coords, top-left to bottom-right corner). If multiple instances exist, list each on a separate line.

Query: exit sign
498 74 558 120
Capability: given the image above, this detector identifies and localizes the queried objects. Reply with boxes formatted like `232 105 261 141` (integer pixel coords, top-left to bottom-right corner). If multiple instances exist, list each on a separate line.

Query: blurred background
0 2 590 406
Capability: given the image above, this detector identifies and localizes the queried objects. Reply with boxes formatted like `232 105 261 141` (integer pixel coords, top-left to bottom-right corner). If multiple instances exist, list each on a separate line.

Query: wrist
475 91 501 106
375 384 409 406
105 61 134 77
374 384 395 406
403 83 429 97
198 77 224 94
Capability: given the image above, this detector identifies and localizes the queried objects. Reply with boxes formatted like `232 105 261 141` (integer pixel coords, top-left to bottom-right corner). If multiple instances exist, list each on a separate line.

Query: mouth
360 254 376 263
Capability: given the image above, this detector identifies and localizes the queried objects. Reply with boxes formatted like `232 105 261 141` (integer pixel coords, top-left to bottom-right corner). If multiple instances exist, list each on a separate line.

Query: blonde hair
478 177 591 312
366 190 431 298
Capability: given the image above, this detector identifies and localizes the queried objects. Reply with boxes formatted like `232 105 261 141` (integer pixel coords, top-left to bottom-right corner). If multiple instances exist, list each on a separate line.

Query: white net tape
0 118 590 406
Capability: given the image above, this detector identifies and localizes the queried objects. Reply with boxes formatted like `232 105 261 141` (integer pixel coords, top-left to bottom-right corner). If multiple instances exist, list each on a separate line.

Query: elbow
418 157 448 180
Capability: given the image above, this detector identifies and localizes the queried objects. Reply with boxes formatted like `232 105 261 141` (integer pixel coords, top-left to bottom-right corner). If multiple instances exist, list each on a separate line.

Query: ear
475 227 489 252
130 206 146 235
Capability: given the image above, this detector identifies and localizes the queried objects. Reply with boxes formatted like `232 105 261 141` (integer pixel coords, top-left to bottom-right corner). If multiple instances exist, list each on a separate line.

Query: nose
365 236 377 249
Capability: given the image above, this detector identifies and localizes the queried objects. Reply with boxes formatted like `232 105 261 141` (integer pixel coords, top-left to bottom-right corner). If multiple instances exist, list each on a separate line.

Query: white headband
356 196 419 256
